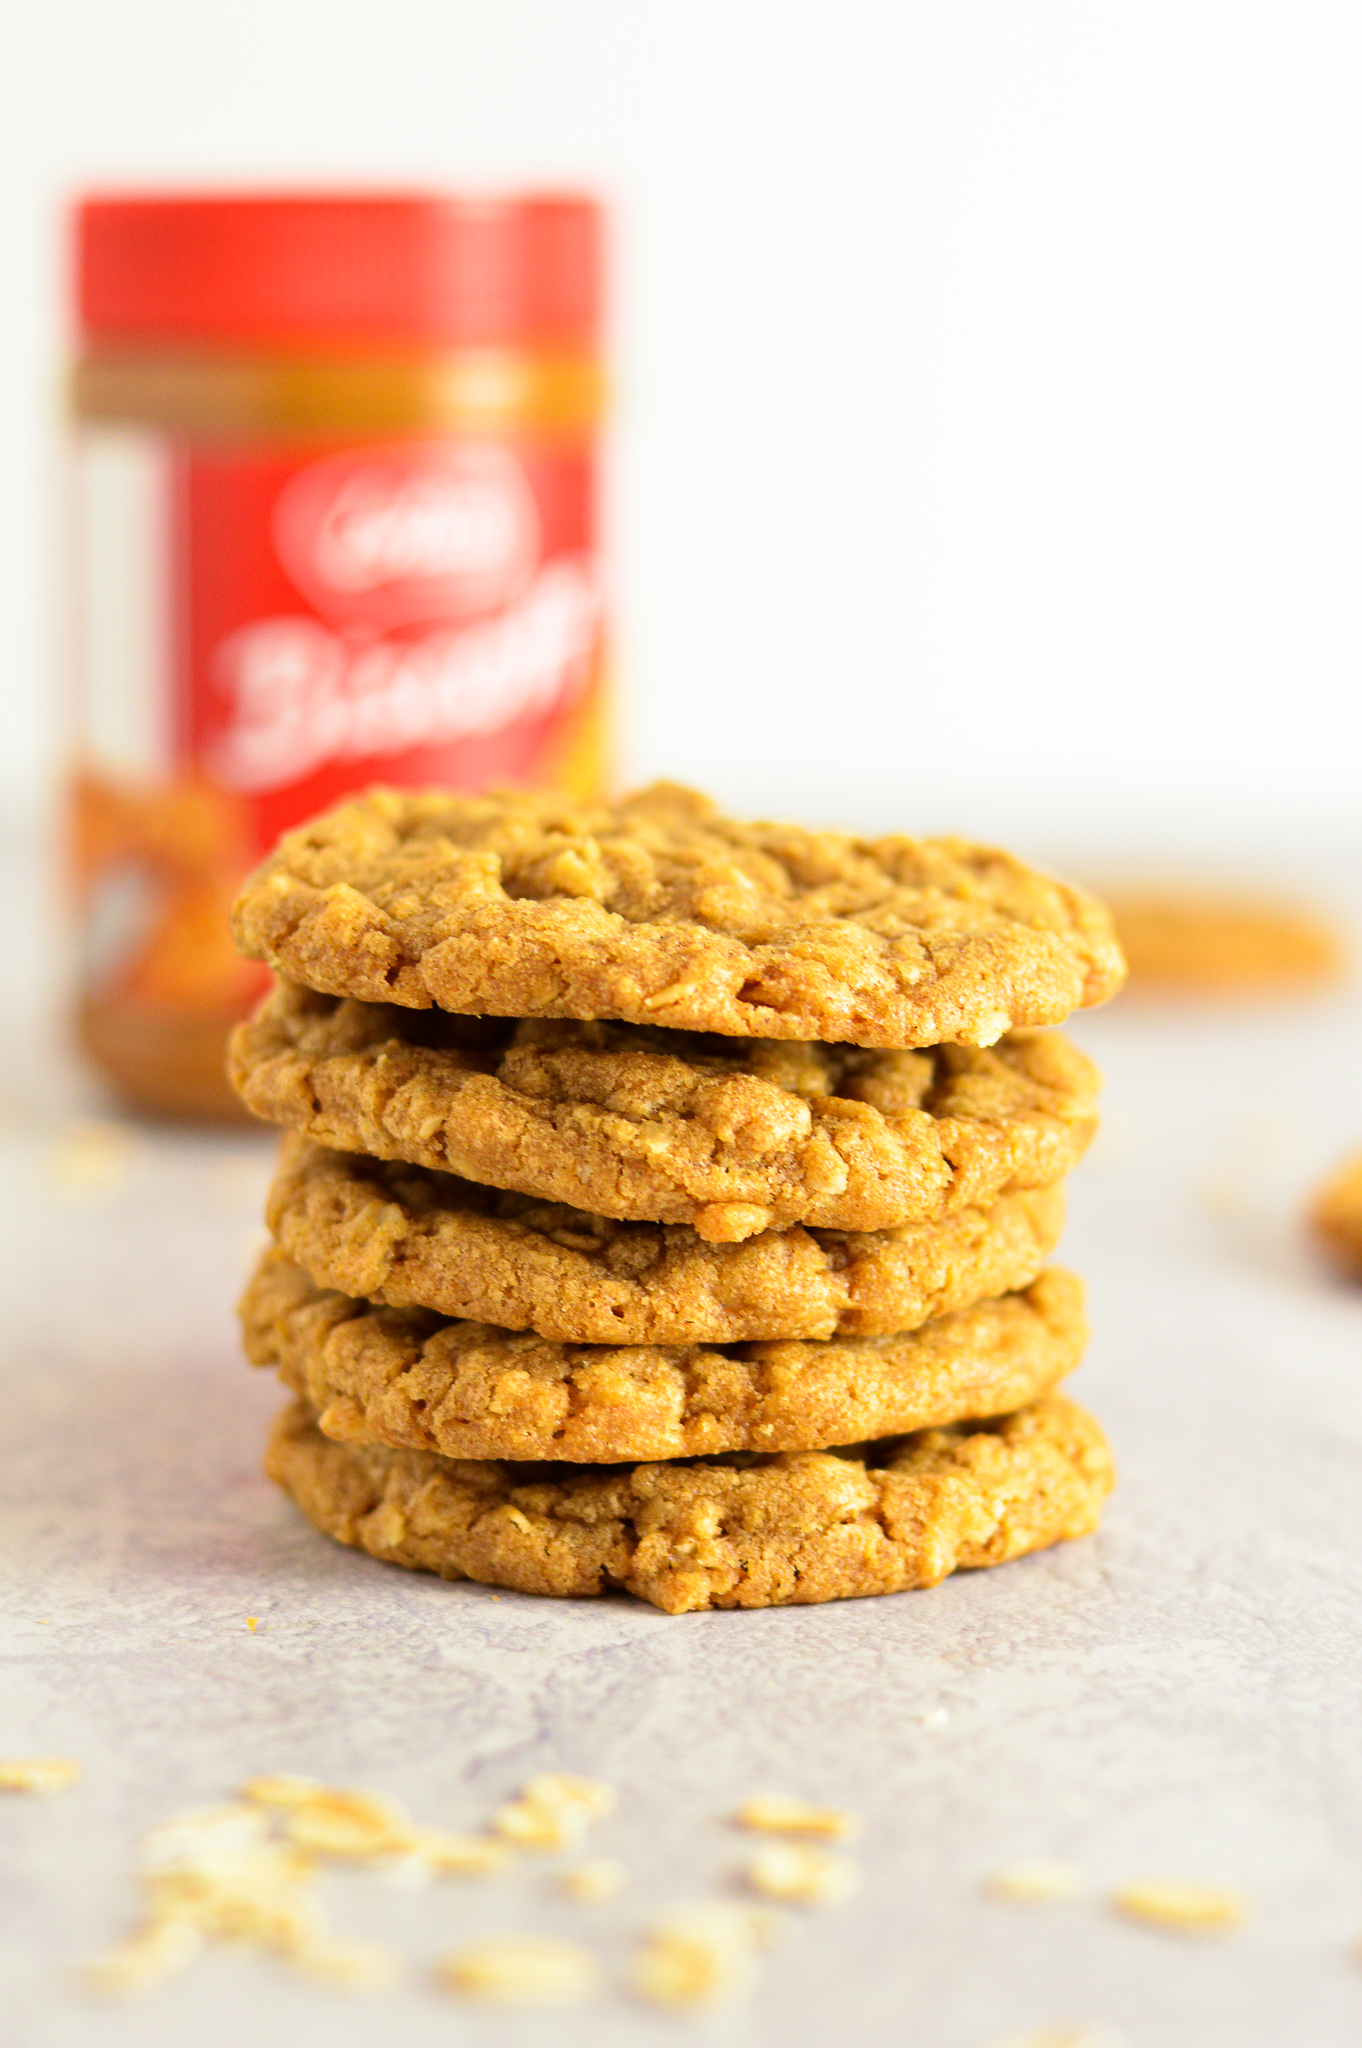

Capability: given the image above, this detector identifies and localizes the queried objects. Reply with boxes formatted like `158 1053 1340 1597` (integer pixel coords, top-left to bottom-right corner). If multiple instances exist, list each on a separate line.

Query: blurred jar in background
68 191 607 1117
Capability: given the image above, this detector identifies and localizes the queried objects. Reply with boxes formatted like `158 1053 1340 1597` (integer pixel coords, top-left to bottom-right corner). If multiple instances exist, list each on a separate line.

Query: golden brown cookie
1309 1150 1362 1277
230 783 1124 1048
264 1392 1114 1612
1104 888 1346 995
230 984 1099 1243
265 1134 1065 1343
242 1249 1086 1462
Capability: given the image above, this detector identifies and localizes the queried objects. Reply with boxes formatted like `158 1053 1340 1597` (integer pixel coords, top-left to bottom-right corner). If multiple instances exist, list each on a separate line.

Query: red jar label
70 425 606 1073
184 437 600 849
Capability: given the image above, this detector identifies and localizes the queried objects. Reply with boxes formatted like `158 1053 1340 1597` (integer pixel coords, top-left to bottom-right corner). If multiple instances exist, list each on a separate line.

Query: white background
4 0 1361 857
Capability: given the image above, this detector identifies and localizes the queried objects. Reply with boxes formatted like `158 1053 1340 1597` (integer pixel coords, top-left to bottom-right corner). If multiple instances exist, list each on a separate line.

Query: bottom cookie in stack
241 1245 1113 1612
265 1394 1112 1616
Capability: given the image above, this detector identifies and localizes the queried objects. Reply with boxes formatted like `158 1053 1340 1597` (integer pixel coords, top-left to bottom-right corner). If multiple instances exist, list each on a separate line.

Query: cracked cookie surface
231 983 1099 1242
264 1392 1114 1612
243 1249 1086 1462
265 1135 1065 1343
231 783 1124 1048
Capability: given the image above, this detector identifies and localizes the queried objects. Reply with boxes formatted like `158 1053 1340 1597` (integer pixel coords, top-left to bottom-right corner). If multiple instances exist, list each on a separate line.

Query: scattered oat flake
442 1935 600 2005
243 1777 505 1880
283 1804 409 1861
632 1934 752 2010
0 1756 81 1794
734 1793 857 1839
561 1856 627 1902
989 1857 1086 1904
493 1772 615 1850
632 1903 773 2011
241 1774 325 1809
271 1784 415 1862
92 1796 395 1997
745 1841 859 1905
1114 1879 1246 1933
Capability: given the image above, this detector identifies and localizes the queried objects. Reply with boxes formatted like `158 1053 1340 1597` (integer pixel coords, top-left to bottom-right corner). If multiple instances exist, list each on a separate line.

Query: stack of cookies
227 783 1125 1614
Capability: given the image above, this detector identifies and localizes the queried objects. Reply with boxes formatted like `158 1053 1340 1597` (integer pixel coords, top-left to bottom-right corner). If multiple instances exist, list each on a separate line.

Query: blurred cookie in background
1098 886 1347 997
1308 1150 1362 1279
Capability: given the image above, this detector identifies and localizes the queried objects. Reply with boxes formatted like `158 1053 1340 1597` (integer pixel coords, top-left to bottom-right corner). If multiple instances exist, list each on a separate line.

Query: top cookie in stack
228 783 1123 1612
232 780 1122 1047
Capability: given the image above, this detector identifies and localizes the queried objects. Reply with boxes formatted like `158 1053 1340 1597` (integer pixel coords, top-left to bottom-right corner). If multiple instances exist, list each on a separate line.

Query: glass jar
68 192 607 1117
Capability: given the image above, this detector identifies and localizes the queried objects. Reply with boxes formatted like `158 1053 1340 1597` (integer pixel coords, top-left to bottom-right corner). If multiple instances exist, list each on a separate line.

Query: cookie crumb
631 1903 776 2010
989 1858 1086 1904
734 1793 857 1840
442 1935 600 2005
560 1856 626 1902
493 1773 615 1850
0 1757 81 1795
745 1842 859 1905
1113 1879 1246 1933
47 1119 136 1195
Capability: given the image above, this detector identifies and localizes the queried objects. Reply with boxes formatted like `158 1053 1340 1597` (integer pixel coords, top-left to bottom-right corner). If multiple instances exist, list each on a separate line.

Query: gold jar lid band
72 348 604 441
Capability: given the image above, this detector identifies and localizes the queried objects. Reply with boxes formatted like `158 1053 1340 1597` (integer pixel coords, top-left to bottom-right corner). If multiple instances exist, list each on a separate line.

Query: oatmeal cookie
231 783 1124 1048
264 1392 1114 1612
265 1135 1065 1343
242 1249 1085 1462
230 984 1099 1242
1104 888 1345 994
1309 1149 1362 1277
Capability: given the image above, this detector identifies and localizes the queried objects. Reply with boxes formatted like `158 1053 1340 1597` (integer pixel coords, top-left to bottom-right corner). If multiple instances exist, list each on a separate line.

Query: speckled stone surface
4 833 1362 2048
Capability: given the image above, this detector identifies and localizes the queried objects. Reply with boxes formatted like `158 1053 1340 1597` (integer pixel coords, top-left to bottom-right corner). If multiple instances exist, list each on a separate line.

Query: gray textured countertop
5 837 1362 2048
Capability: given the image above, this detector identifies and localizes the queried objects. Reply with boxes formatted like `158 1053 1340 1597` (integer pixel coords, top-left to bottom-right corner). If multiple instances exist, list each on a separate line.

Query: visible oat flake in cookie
243 1248 1087 1463
264 1392 1114 1612
264 1134 1066 1343
231 783 1124 1048
231 983 1099 1242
